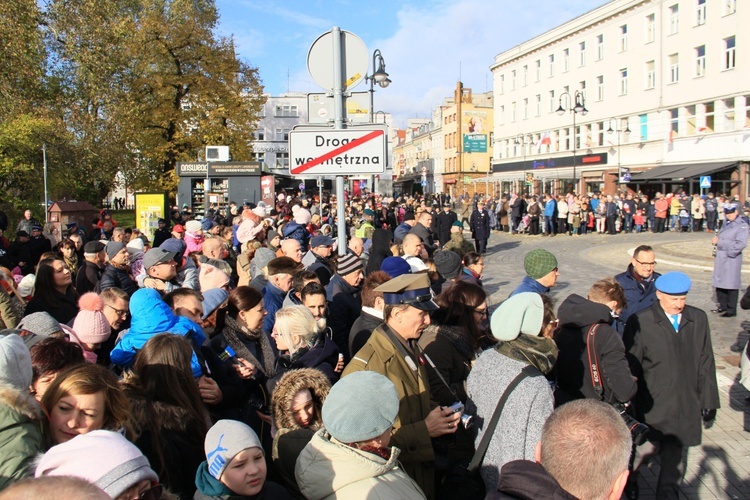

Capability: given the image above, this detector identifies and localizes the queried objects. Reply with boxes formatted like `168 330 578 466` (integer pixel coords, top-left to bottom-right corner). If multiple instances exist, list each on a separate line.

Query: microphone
210 336 238 364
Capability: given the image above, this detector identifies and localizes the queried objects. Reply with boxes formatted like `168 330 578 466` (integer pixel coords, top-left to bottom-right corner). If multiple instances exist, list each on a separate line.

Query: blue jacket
262 281 287 334
510 276 550 297
393 222 412 243
110 288 206 377
544 199 556 218
614 265 660 333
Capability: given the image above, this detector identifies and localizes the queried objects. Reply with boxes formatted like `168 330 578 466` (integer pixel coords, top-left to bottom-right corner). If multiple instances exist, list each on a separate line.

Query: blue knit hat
323 371 399 443
380 256 412 278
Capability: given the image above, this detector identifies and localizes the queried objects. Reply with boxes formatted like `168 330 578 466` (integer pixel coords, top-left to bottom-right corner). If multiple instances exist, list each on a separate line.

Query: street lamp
365 49 391 123
606 117 631 185
515 134 529 194
556 90 588 193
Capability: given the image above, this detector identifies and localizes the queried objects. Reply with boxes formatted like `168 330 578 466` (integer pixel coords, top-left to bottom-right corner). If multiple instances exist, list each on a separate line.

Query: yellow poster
134 193 168 244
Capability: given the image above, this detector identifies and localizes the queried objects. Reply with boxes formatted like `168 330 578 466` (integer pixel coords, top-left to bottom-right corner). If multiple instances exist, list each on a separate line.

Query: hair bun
78 292 104 312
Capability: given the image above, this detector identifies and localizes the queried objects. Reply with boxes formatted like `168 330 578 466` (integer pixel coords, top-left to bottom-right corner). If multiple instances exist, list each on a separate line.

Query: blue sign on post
700 176 711 189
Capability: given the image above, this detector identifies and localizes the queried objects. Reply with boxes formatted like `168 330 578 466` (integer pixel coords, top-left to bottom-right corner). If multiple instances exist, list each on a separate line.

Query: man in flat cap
75 241 106 294
624 271 720 499
99 241 138 297
262 256 299 334
342 273 462 499
711 202 748 317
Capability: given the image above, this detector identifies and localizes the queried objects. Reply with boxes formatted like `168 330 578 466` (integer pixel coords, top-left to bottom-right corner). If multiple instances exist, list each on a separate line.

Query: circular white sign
307 29 369 91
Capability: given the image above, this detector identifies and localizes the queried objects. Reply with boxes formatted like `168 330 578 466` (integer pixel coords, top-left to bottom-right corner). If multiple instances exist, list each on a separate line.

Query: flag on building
535 131 551 152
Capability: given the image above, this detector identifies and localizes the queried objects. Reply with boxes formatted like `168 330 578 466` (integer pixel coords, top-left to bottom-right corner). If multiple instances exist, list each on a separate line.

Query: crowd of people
0 189 730 500
483 190 741 236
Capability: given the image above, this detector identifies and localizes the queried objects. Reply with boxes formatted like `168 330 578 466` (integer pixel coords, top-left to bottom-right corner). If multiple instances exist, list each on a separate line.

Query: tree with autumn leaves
0 0 265 216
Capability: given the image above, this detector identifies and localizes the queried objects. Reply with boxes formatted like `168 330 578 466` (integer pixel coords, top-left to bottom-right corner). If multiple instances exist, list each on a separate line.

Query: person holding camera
624 272 720 500
554 277 637 406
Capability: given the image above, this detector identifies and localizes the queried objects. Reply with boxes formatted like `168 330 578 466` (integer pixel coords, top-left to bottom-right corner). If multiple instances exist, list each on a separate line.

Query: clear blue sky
215 0 606 127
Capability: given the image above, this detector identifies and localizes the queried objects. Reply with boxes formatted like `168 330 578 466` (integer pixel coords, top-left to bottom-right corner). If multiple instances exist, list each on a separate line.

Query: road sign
289 125 387 175
700 176 711 189
307 30 368 91
308 92 371 124
421 179 428 187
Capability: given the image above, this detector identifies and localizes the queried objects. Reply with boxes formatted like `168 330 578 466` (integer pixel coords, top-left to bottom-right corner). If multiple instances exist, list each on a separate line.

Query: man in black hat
8 231 32 275
28 224 51 268
75 241 107 294
99 241 138 297
152 218 172 248
342 273 461 499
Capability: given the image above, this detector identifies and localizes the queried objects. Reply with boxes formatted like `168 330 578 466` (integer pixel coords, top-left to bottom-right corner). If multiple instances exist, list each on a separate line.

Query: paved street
480 229 750 499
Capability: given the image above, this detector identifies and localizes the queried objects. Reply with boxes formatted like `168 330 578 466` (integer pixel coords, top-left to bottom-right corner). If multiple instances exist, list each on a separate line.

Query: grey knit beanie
204 420 263 480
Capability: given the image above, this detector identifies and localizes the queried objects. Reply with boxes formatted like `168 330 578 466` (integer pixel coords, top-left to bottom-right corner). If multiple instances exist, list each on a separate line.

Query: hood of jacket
494 460 577 500
296 430 402 499
0 383 43 422
557 294 612 329
129 288 203 339
271 368 331 431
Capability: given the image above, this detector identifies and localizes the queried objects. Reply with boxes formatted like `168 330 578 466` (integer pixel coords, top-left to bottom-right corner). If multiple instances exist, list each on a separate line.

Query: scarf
222 315 276 377
350 444 392 461
494 334 558 375
432 324 476 361
64 254 78 276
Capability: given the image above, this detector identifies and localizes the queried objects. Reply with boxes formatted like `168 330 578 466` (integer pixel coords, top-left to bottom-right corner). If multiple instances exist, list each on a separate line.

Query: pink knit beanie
199 264 230 292
72 293 112 344
294 208 311 225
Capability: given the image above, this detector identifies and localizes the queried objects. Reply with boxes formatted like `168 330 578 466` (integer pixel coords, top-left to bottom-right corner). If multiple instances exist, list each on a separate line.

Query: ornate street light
365 49 391 123
556 90 588 193
607 117 631 184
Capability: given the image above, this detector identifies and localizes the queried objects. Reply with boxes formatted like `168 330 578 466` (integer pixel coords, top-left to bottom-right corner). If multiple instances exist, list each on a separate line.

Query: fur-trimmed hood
0 383 43 422
271 368 331 432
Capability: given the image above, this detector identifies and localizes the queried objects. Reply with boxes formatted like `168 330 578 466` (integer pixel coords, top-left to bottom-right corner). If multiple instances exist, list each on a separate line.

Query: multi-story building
251 92 307 173
490 0 748 198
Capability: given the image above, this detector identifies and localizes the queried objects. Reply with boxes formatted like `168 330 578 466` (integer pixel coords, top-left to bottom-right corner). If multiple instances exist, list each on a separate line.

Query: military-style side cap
655 271 691 295
375 273 438 311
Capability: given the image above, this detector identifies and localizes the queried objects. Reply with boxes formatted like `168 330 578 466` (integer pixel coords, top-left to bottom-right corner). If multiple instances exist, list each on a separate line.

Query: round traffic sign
307 29 368 91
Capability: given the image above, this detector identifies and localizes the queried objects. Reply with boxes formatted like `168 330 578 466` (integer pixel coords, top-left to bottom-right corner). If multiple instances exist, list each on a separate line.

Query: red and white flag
535 131 551 152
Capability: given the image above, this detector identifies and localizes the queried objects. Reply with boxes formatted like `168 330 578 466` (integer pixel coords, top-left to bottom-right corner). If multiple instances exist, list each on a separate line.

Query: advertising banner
462 110 488 153
134 193 168 243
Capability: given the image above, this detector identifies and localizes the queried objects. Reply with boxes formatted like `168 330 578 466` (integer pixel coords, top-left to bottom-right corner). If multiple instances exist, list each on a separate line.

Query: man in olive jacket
342 273 461 500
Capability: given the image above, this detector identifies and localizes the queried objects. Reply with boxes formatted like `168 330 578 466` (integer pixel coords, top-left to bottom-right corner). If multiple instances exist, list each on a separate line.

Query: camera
611 402 649 446
448 402 474 429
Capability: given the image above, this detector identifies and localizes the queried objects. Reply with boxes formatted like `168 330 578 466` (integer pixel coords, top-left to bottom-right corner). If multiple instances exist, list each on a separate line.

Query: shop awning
630 162 737 182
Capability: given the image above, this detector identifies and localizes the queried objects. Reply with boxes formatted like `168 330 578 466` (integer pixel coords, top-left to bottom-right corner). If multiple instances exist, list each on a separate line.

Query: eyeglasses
137 484 163 500
105 304 128 317
634 259 657 266
473 308 488 317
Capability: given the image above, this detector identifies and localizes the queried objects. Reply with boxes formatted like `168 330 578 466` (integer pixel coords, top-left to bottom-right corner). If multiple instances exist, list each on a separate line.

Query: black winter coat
75 259 103 295
99 264 138 297
326 274 361 360
554 294 636 405
469 209 491 241
349 310 383 358
624 303 720 446
488 460 577 500
436 210 458 247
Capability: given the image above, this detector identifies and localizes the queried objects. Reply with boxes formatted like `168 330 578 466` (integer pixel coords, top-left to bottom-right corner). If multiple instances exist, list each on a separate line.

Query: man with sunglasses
615 245 660 333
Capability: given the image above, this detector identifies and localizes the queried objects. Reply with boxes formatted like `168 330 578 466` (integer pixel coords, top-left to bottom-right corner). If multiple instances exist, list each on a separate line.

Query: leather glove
701 408 717 429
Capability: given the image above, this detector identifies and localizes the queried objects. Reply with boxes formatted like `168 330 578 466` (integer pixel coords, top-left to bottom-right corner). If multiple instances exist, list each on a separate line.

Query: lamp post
606 117 631 186
515 134 529 195
365 49 391 123
556 90 588 194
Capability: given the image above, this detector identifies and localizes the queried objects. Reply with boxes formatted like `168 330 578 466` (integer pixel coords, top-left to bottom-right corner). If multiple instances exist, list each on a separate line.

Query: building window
619 25 628 52
725 36 736 70
277 152 289 168
499 105 505 125
721 98 735 131
535 94 542 116
523 65 528 86
579 41 586 66
704 101 715 132
256 130 265 141
645 60 656 89
724 0 737 16
597 76 604 101
670 4 679 34
511 102 517 122
669 53 679 83
670 108 679 137
563 48 570 72
549 54 555 77
523 98 529 119
256 153 265 164
686 105 697 134
639 114 648 141
275 105 298 117
499 75 505 94
579 81 587 102
646 14 655 43
596 34 604 60
619 68 628 95
511 70 517 90
549 90 556 113
696 0 706 26
695 46 706 77
535 60 541 81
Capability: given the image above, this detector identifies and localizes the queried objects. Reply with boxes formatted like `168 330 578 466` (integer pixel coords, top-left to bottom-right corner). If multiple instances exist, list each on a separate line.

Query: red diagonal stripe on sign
292 130 383 174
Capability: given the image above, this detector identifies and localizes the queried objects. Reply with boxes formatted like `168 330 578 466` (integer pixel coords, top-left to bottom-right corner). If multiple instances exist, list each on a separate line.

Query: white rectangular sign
289 125 387 175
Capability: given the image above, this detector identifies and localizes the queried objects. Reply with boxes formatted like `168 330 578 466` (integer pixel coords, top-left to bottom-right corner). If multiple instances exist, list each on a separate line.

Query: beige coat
295 430 426 500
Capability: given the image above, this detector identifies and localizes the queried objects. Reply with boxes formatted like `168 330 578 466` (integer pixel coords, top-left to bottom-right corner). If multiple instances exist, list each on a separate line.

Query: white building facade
491 0 748 198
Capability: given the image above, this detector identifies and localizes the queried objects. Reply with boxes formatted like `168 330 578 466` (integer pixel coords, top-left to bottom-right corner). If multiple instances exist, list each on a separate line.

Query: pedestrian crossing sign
700 176 711 189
